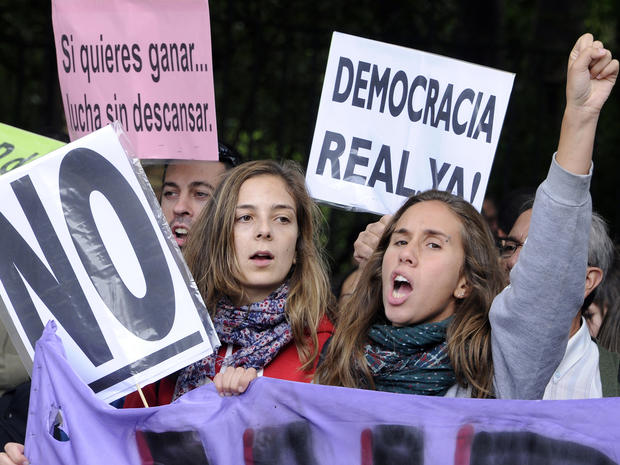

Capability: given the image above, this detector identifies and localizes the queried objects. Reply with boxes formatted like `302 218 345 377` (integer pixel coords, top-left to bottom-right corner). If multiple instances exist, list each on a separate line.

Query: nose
255 218 272 239
172 192 192 217
398 244 418 266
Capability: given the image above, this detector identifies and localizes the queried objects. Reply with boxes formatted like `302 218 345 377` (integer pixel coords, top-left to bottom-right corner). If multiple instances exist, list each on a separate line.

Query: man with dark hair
160 143 242 248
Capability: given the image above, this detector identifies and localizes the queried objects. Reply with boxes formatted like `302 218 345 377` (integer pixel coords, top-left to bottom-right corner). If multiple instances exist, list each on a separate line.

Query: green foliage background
1 0 618 287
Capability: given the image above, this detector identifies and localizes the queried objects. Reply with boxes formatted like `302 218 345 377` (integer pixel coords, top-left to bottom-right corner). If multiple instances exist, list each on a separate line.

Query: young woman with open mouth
123 159 335 405
314 33 618 399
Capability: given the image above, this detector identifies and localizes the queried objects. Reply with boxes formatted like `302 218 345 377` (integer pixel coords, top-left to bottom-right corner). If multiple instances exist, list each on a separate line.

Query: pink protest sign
51 0 218 160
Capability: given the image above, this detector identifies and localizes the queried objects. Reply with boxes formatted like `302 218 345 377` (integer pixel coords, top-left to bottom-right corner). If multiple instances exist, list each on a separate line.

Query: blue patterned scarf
174 283 292 399
364 317 455 396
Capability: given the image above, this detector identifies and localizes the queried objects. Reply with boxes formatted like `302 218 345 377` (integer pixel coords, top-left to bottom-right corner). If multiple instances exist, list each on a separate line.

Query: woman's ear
453 277 470 299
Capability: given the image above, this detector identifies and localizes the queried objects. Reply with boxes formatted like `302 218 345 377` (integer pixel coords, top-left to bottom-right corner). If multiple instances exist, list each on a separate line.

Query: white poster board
306 32 515 213
0 124 218 402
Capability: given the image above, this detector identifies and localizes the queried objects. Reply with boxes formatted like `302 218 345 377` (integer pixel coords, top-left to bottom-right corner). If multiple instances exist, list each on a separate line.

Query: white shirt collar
553 317 592 381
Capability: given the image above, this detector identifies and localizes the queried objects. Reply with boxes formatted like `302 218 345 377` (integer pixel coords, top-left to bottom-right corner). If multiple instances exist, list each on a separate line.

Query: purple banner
26 322 620 464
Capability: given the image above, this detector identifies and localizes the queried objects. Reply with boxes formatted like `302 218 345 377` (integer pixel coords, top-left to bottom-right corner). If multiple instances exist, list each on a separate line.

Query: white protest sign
0 125 219 402
306 32 515 213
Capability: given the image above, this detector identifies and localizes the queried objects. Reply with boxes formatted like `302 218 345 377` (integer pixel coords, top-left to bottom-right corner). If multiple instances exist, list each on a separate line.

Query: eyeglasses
497 238 525 259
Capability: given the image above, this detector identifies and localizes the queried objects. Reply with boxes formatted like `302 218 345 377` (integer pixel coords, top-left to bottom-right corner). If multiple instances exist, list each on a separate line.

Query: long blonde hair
184 160 334 370
315 190 504 397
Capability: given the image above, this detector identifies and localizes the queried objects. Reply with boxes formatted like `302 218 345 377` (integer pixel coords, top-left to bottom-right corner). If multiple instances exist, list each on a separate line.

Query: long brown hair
315 190 504 397
183 160 334 370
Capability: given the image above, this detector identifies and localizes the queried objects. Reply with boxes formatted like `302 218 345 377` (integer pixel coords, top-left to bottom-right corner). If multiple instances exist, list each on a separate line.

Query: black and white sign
306 32 515 213
0 124 218 402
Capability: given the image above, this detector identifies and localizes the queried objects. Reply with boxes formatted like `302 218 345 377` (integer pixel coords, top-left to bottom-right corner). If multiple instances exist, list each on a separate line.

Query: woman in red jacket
124 160 334 407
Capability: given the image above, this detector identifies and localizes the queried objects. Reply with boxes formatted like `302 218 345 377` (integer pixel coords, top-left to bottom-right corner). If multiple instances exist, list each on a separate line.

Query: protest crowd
0 2 619 464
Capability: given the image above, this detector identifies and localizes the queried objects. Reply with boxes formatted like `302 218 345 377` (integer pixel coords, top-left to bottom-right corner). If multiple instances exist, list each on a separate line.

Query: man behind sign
160 143 243 249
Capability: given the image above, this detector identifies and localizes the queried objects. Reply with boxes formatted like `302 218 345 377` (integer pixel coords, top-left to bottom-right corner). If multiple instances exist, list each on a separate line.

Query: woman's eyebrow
236 204 295 211
423 229 451 241
271 204 296 211
393 227 450 241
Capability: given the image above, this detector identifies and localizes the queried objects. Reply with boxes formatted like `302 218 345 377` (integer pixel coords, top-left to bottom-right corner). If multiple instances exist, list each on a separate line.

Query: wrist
556 104 600 175
563 102 602 124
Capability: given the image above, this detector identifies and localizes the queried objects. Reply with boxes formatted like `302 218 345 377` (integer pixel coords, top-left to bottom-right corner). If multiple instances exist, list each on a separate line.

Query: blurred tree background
1 0 618 288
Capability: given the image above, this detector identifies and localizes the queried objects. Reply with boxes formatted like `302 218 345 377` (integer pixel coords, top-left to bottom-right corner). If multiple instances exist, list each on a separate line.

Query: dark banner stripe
88 331 204 393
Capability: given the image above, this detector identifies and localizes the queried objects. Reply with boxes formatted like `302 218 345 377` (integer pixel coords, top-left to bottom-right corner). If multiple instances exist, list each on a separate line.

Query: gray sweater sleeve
489 155 592 399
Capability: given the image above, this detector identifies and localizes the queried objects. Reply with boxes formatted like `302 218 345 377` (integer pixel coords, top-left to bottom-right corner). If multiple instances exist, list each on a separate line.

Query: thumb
568 33 594 68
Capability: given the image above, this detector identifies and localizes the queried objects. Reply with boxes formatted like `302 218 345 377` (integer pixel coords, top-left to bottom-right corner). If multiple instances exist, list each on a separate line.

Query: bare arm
490 34 617 399
557 33 618 174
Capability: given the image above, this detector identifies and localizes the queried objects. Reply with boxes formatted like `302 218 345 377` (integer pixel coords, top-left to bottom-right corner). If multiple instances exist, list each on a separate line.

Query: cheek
194 197 210 209
380 251 398 288
188 198 203 214
382 247 398 268
435 256 464 288
286 227 299 253
161 202 173 222
232 228 245 257
285 237 298 263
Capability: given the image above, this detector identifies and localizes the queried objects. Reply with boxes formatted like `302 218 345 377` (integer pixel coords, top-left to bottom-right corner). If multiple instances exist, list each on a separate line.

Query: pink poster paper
51 0 218 161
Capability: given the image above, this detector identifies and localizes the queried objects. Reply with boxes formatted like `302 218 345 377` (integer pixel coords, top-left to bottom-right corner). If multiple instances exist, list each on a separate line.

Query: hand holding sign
214 366 258 396
0 443 25 465
353 214 392 266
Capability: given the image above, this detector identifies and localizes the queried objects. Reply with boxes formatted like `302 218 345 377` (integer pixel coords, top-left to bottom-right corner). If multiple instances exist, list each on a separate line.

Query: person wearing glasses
503 206 619 398
497 236 525 265
496 200 533 271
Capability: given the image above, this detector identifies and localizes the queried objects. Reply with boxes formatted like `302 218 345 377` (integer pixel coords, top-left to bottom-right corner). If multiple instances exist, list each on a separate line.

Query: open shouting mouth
171 224 189 247
388 273 413 305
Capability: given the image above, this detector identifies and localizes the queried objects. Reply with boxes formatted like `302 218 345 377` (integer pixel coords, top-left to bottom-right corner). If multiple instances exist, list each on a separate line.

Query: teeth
392 274 410 299
392 288 404 298
175 227 188 236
